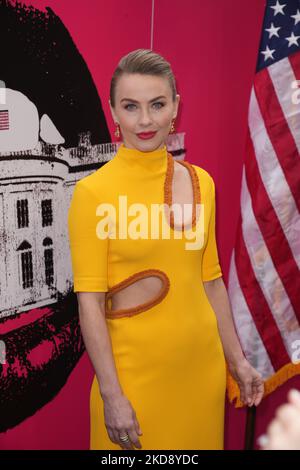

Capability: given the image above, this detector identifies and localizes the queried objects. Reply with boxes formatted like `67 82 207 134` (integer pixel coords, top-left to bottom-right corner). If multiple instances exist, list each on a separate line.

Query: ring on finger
119 432 130 443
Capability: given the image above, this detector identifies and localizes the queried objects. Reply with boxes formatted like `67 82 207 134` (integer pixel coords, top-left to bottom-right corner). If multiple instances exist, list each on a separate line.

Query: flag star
270 1 286 16
291 9 300 25
265 22 281 38
285 32 300 47
261 45 276 61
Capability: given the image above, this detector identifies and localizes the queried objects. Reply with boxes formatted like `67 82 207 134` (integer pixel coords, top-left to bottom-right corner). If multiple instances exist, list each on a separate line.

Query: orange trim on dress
105 269 170 319
164 153 201 231
227 361 300 408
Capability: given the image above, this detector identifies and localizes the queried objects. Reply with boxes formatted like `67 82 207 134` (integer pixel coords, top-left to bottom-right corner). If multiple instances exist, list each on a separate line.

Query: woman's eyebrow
120 95 167 103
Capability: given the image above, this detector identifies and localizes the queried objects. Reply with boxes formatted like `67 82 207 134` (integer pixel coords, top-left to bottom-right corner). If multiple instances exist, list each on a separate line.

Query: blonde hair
110 48 177 108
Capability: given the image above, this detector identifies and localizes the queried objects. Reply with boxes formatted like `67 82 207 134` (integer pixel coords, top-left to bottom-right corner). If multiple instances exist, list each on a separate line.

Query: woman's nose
139 109 152 125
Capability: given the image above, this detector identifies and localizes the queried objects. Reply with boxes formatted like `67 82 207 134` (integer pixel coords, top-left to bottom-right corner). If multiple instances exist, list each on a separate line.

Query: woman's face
109 73 180 151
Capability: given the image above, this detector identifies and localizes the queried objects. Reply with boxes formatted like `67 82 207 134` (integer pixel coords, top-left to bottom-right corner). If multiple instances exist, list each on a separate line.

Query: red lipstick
136 131 157 140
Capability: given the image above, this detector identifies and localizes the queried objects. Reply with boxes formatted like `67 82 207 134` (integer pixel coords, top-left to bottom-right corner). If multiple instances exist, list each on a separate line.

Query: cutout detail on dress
164 154 201 231
105 269 170 319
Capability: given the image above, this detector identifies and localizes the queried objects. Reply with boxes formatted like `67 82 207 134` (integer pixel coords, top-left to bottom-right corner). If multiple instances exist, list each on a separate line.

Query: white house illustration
0 85 185 318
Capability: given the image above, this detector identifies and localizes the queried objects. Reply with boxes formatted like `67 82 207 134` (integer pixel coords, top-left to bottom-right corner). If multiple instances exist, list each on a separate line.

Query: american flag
227 0 300 407
0 110 9 130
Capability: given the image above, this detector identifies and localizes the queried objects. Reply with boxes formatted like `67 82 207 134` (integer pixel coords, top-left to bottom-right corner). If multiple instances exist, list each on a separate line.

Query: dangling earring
170 118 176 134
114 123 120 138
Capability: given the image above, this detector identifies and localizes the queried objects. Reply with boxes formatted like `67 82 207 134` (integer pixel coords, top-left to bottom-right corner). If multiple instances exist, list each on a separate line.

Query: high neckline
114 142 169 171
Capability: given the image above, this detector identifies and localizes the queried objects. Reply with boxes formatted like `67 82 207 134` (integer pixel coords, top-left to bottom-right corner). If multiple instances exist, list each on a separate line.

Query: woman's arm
203 276 264 407
77 292 123 400
77 292 142 449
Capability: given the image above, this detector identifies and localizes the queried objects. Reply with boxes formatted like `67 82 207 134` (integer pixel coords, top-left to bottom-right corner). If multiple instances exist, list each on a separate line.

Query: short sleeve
201 177 223 282
67 181 109 292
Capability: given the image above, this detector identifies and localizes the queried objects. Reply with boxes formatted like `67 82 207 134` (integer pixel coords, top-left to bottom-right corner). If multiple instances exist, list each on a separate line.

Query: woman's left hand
229 357 264 407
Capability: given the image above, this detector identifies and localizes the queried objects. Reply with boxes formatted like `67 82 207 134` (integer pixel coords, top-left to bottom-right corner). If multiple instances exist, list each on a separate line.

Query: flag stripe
254 67 300 212
245 130 300 318
248 88 300 269
240 168 300 358
0 110 9 130
234 213 290 370
268 54 300 155
289 50 300 80
228 252 275 380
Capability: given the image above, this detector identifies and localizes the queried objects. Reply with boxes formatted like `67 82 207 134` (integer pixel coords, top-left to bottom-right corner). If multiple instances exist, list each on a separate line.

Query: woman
68 48 264 450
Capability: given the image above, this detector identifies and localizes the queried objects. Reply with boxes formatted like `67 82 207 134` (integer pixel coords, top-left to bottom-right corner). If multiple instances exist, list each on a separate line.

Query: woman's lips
136 131 157 140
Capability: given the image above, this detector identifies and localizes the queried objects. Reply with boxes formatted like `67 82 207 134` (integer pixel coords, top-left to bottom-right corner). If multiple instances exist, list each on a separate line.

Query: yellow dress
67 143 226 450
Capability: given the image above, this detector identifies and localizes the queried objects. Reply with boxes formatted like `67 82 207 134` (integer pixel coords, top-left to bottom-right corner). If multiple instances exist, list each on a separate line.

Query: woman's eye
124 102 165 111
153 102 164 109
124 104 136 110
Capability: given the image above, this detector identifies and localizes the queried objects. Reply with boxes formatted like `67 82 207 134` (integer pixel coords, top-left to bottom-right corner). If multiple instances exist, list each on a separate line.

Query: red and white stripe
228 51 300 380
0 110 9 130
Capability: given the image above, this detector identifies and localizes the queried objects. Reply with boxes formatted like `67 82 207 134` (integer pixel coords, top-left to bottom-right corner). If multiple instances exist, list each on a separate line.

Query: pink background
2 0 299 450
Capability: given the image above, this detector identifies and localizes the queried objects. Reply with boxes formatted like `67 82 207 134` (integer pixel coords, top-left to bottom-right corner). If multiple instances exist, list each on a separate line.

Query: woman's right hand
103 393 143 450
